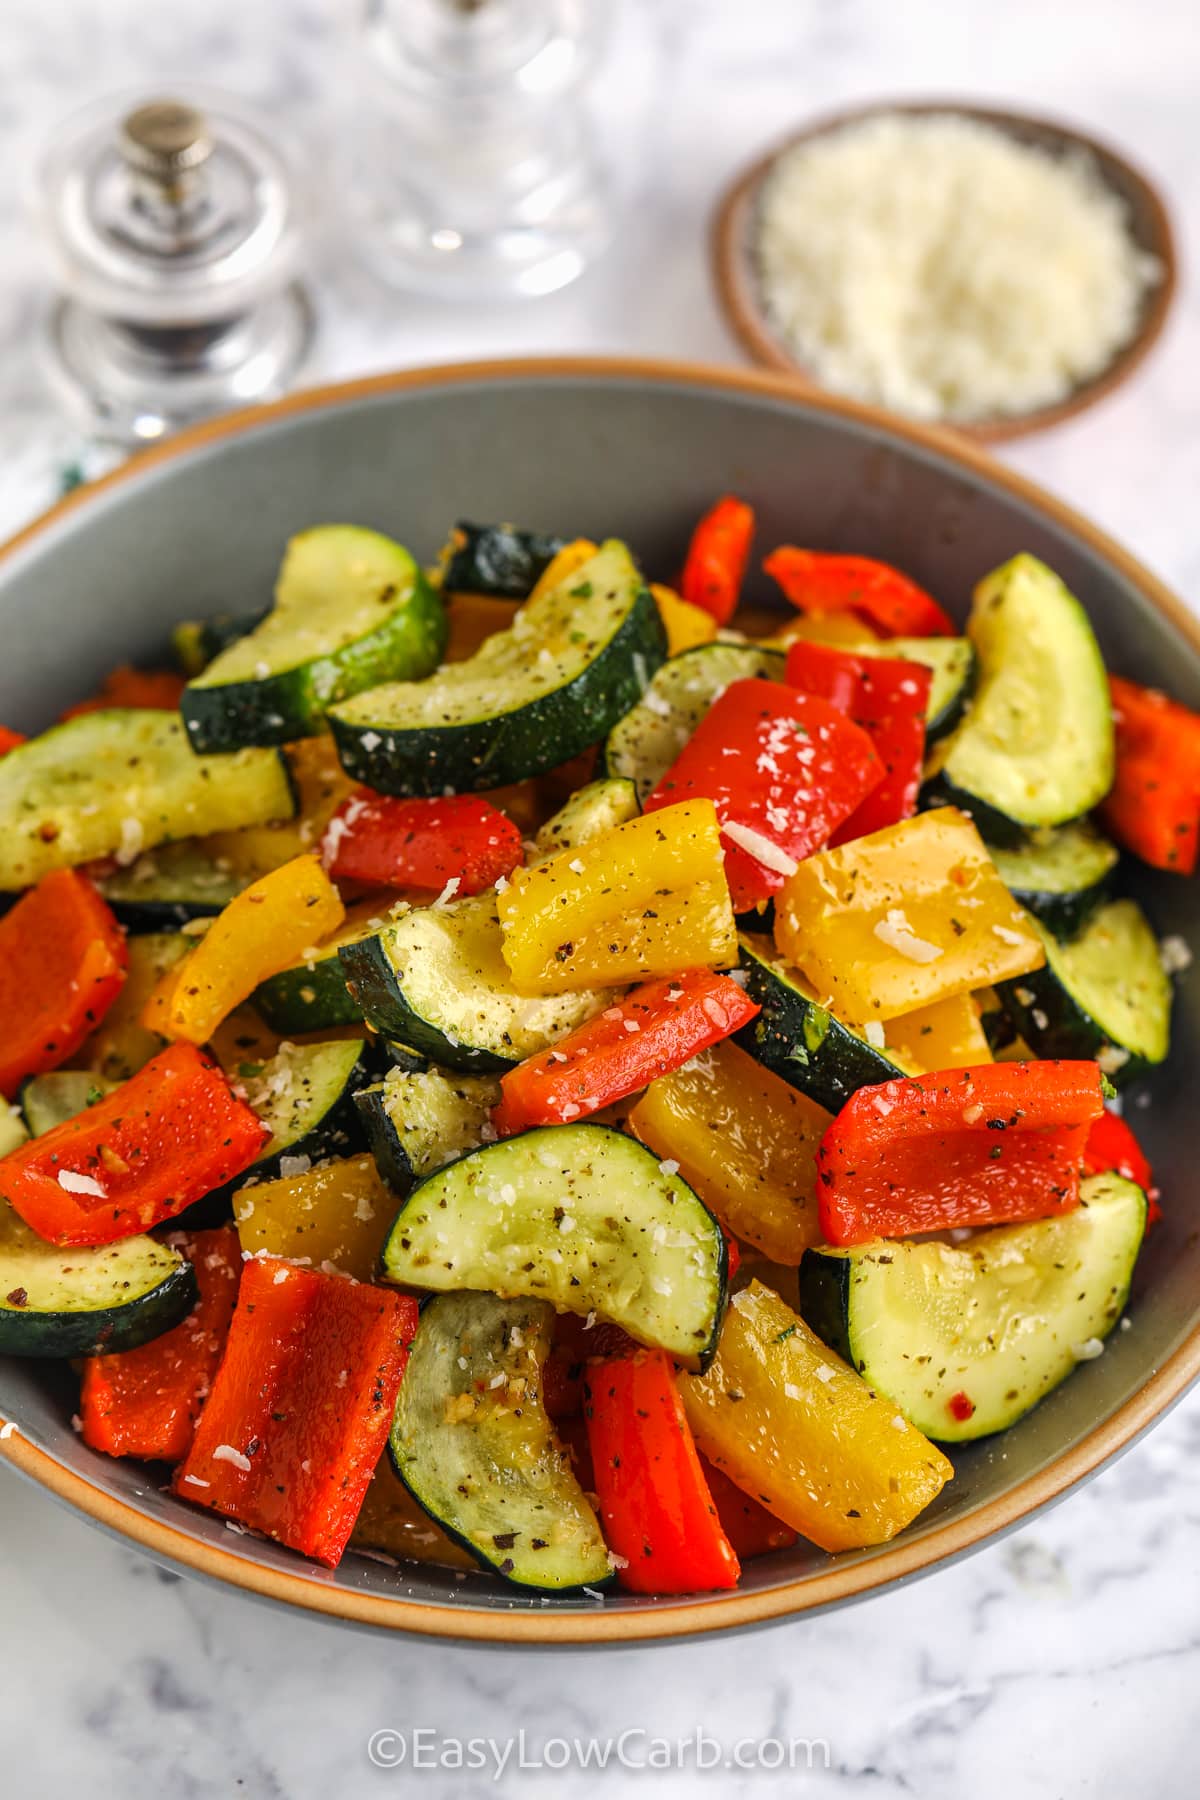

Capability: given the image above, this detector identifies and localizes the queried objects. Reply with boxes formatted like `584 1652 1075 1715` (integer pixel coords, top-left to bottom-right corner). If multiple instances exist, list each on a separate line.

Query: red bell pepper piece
0 1043 268 1247
1101 676 1200 874
0 868 128 1100
79 1226 242 1462
0 726 24 756
491 970 759 1135
786 640 932 842
542 1314 642 1421
61 666 186 719
321 790 524 895
583 1348 740 1594
765 548 955 638
1083 1106 1160 1225
698 1456 797 1558
174 1257 418 1567
679 495 754 626
817 1061 1106 1245
643 678 882 911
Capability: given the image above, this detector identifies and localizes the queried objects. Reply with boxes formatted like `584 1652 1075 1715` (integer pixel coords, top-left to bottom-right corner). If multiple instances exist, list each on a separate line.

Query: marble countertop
2 1 1200 1794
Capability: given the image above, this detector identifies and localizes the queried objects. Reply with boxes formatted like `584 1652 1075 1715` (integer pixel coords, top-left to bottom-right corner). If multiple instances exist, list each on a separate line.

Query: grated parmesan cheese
873 908 943 964
755 112 1161 425
721 820 798 877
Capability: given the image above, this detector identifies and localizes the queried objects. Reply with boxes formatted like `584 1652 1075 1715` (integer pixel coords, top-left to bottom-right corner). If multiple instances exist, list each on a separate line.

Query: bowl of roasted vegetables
0 359 1197 1642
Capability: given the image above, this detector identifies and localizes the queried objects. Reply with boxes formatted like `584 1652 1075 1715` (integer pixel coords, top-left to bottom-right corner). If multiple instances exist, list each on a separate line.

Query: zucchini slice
330 540 666 795
439 521 567 598
995 898 1170 1082
799 1172 1146 1441
356 1064 500 1194
20 1071 117 1137
0 710 296 893
382 1124 727 1368
989 821 1119 939
0 1201 197 1358
95 840 249 931
530 776 640 857
0 1106 28 1157
182 527 447 752
236 1039 378 1182
734 934 909 1111
925 555 1114 839
604 642 785 803
251 899 388 1033
171 609 265 678
390 1290 610 1590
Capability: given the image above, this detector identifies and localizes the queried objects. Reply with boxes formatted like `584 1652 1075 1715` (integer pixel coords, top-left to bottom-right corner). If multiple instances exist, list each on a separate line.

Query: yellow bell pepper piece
885 992 992 1071
142 853 345 1044
528 538 598 603
679 1281 953 1552
497 799 737 992
774 807 1044 1023
629 1041 830 1264
652 584 719 654
200 736 355 877
352 1454 476 1569
78 933 189 1082
762 613 883 649
234 1153 394 1281
443 592 520 663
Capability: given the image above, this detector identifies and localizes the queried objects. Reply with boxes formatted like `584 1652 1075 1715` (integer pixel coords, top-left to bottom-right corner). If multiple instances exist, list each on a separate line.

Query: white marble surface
2 0 1200 1794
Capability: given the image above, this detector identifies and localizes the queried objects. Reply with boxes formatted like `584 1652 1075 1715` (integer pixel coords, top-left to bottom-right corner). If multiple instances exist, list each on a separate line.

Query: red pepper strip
698 1455 797 1557
817 1061 1106 1246
491 971 759 1136
643 678 882 911
174 1258 418 1567
583 1349 740 1594
764 548 955 638
679 496 755 626
321 790 524 895
0 868 128 1100
61 666 186 719
1083 1107 1161 1226
786 640 932 842
1100 676 1200 874
0 1043 268 1247
0 726 24 755
79 1226 242 1461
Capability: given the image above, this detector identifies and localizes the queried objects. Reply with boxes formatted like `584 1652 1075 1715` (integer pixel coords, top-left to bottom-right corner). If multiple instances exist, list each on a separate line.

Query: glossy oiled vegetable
679 1282 953 1552
0 870 127 1099
356 1064 500 1193
774 807 1044 1022
497 799 737 993
233 1153 396 1281
628 1039 830 1264
883 993 992 1072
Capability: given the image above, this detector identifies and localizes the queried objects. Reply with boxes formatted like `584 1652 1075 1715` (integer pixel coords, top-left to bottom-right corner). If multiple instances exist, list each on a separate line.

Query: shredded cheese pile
755 112 1161 423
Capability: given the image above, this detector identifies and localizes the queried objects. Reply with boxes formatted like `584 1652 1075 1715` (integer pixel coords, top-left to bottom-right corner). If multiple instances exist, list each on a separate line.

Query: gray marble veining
2 0 1199 1793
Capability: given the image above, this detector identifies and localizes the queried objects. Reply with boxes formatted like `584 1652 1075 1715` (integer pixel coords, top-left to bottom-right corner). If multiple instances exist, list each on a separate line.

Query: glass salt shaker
38 92 315 444
340 0 617 299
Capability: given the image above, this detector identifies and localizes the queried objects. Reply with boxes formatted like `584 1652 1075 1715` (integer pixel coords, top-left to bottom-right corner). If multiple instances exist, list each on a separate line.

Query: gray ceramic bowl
1 358 1197 1643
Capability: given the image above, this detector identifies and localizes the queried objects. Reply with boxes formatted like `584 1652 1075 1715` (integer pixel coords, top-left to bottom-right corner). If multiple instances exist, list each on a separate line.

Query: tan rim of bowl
712 100 1178 445
1 355 1198 1641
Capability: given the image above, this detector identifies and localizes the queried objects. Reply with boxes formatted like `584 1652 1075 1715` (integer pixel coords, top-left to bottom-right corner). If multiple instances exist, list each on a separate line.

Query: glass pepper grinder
38 92 315 445
340 0 617 299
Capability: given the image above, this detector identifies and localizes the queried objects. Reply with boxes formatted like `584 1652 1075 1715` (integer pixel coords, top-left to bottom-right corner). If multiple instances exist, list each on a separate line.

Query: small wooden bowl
713 100 1178 444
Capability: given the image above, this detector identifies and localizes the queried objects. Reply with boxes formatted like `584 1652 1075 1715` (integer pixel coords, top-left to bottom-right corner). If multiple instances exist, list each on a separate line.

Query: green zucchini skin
988 822 1120 940
182 528 448 751
329 542 668 795
0 1206 197 1358
171 609 266 677
251 955 364 1034
389 1290 612 1591
994 900 1170 1084
798 1173 1147 1441
355 1065 500 1195
382 1123 727 1370
95 841 249 932
440 521 567 597
733 934 908 1111
339 927 511 1073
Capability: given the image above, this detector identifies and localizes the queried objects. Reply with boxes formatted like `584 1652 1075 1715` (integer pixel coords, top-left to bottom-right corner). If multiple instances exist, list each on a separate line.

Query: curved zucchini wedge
237 1039 378 1181
382 1124 728 1369
356 1064 500 1194
330 540 667 795
182 527 447 752
96 839 249 931
604 642 785 803
0 710 296 892
734 934 909 1111
20 1071 118 1137
390 1290 610 1590
439 521 568 598
531 776 640 859
995 899 1170 1082
339 893 617 1073
251 899 388 1032
0 1202 197 1358
988 821 1119 939
799 1172 1147 1442
171 608 266 677
924 555 1114 840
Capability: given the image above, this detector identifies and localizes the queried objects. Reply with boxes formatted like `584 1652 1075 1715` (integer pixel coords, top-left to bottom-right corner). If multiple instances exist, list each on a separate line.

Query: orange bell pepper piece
0 869 128 1099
